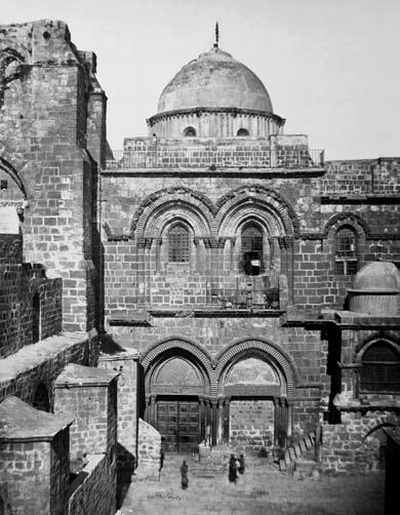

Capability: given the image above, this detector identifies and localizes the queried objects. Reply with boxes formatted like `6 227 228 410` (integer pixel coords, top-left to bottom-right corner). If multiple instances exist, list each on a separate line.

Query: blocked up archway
215 339 298 450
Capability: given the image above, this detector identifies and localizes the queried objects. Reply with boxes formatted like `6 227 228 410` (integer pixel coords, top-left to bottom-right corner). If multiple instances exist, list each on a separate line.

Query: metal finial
214 22 219 48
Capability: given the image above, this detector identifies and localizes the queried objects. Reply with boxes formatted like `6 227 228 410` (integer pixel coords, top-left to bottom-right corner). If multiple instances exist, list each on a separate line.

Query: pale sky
2 0 399 160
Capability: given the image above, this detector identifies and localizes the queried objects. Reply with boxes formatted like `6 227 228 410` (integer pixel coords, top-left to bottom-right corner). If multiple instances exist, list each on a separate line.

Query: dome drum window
335 227 358 276
168 224 190 263
236 128 249 137
183 126 196 137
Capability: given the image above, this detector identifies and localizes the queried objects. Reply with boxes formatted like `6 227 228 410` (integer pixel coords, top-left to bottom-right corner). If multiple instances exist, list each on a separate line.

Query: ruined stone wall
0 234 62 358
0 20 106 333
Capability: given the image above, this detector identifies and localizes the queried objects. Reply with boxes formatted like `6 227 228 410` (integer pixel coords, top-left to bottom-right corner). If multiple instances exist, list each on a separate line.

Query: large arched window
168 223 190 263
335 226 357 276
241 222 264 275
360 342 400 392
183 126 196 137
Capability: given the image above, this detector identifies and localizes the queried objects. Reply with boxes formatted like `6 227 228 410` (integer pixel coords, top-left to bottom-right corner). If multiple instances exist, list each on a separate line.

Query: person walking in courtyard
238 453 245 474
180 460 189 489
228 454 238 484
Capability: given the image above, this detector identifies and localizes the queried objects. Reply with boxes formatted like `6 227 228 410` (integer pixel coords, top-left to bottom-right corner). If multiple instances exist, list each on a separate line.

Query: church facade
0 18 399 514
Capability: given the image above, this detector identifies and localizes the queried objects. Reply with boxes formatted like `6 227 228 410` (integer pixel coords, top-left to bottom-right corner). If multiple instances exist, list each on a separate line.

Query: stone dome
351 262 400 292
157 46 273 114
348 261 400 316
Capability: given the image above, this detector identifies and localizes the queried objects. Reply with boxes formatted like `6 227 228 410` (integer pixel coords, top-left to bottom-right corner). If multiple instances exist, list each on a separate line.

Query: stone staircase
278 431 321 479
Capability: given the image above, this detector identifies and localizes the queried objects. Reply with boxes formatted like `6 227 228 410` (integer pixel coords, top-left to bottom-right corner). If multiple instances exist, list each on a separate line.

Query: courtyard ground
119 454 384 514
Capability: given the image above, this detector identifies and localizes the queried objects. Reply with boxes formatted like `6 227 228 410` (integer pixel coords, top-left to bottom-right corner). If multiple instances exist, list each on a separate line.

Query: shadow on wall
116 443 136 509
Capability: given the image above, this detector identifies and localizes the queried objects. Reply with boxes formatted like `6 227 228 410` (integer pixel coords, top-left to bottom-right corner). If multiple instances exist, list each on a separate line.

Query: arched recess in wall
32 382 51 412
324 213 368 279
140 338 214 452
215 338 298 448
216 186 298 299
355 337 400 394
130 187 215 276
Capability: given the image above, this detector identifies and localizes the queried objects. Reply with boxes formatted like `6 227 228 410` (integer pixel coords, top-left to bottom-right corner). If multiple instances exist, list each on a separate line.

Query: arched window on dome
168 223 190 263
183 127 196 137
335 226 358 276
360 342 400 393
237 128 249 137
241 222 264 275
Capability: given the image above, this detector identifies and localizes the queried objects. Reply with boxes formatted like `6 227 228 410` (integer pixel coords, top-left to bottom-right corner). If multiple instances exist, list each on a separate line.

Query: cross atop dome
214 21 219 49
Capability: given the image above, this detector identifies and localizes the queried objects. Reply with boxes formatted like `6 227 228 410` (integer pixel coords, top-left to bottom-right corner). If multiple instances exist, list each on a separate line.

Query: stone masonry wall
54 378 117 463
0 234 62 358
0 20 106 332
322 410 400 473
229 399 274 452
0 332 98 405
68 453 116 515
102 162 400 317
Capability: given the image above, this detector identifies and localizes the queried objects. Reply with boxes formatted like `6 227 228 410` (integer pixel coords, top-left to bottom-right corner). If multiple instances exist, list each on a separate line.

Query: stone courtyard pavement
119 454 384 514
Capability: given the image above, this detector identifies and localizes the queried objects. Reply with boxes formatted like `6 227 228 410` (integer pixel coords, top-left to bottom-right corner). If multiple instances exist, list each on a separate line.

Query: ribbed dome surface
352 261 400 292
157 47 273 114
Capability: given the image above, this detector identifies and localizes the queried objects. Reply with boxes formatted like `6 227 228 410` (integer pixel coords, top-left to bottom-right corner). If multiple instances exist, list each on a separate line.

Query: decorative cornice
147 106 285 127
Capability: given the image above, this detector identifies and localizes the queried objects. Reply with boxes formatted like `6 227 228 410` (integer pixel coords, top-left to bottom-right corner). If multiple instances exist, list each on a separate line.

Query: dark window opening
241 223 263 275
361 343 400 392
335 227 357 276
183 127 196 137
32 292 41 343
32 383 51 412
168 224 190 263
0 179 7 190
237 128 249 137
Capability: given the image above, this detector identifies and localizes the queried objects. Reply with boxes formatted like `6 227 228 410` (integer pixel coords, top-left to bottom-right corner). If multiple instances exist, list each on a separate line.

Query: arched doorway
216 341 295 452
143 345 212 453
225 357 280 451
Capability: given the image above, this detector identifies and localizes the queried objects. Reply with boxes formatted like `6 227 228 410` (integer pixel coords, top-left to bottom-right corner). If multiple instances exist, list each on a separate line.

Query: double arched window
360 342 400 392
335 226 357 276
241 222 263 275
168 224 190 263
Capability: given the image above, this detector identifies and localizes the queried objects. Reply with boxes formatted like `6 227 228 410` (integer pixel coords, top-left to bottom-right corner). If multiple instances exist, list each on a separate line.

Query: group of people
159 445 246 489
228 453 245 484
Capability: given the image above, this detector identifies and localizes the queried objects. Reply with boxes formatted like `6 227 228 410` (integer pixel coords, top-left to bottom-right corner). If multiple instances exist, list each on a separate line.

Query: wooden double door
156 397 200 453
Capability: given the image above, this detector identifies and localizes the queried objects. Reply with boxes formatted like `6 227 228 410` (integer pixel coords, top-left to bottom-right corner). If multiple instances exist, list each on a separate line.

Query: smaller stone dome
348 261 400 316
351 261 400 292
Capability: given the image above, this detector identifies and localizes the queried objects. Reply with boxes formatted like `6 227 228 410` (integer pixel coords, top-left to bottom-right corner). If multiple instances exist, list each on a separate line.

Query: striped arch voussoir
215 185 299 237
140 337 214 381
215 338 298 397
130 187 216 237
324 213 369 239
